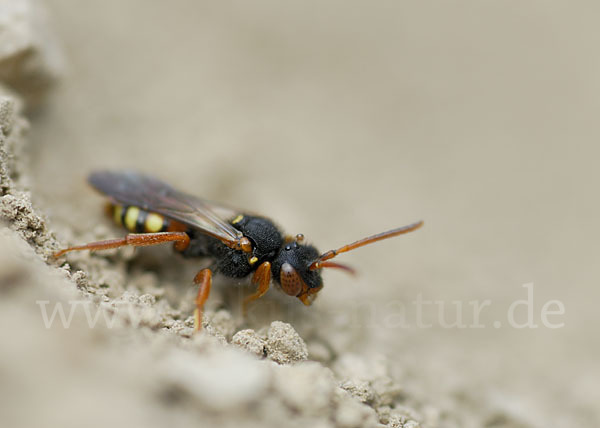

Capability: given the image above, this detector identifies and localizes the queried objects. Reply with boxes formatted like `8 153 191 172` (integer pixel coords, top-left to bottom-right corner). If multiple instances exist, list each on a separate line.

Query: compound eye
279 263 303 296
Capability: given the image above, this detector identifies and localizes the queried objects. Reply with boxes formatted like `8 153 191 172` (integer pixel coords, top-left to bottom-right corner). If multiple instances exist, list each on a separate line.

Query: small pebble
265 321 308 364
232 329 266 358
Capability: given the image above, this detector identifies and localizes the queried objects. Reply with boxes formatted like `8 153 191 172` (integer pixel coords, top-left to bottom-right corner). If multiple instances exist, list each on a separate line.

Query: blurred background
28 1 598 426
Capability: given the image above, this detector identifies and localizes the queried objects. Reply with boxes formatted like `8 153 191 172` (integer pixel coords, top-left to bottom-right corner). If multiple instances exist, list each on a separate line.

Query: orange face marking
279 262 323 305
297 285 322 306
279 263 303 297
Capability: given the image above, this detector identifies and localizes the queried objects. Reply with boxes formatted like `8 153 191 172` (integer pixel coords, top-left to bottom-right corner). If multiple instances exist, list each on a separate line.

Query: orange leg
193 268 212 331
243 261 271 316
53 232 191 258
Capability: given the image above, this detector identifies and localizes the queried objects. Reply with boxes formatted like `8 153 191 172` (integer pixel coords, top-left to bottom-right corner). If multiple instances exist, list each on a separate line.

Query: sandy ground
1 1 599 427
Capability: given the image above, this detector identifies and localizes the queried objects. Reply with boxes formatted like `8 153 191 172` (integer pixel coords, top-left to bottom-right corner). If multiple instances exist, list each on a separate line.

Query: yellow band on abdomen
113 205 124 226
124 206 140 232
145 212 165 233
110 204 167 233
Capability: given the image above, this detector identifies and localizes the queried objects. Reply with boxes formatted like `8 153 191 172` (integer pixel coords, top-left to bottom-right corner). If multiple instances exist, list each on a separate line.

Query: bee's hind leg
53 232 191 258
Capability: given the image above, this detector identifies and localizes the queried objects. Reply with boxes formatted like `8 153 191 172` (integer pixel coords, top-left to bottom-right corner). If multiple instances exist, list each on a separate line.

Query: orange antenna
309 220 423 270
317 261 357 275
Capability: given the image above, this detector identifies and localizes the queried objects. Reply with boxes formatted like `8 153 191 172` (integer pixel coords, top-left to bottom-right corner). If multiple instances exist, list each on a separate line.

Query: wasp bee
55 171 423 330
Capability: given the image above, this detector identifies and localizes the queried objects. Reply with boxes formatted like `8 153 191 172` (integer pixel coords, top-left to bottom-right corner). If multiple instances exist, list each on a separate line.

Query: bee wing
89 170 243 245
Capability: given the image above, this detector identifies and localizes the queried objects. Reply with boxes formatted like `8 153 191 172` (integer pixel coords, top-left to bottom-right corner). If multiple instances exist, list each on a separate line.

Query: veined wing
89 170 244 247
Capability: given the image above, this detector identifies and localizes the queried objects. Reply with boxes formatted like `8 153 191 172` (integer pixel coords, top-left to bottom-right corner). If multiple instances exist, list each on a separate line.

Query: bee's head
272 221 423 305
272 236 324 305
